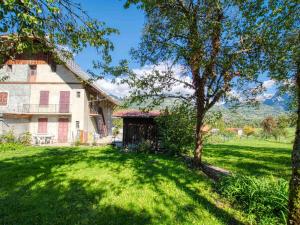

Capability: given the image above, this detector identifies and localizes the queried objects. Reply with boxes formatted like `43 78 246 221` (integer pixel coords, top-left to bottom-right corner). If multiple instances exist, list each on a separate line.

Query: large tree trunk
193 82 205 167
288 66 300 224
194 112 204 166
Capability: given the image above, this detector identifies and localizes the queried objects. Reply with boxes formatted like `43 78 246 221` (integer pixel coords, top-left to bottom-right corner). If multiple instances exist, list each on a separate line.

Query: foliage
239 1 299 221
0 143 24 151
243 126 255 137
74 139 81 146
155 104 196 155
112 118 123 138
0 130 17 143
277 115 290 129
261 116 277 138
137 140 152 153
18 132 32 145
218 175 288 225
123 0 266 163
0 0 117 77
261 116 289 140
205 111 223 128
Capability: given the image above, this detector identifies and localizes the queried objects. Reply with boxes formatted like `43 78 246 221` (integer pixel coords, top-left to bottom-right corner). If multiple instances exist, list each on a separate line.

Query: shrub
243 125 255 138
18 132 32 145
0 130 17 143
218 175 288 224
74 139 81 146
155 103 196 155
138 140 152 153
261 116 277 138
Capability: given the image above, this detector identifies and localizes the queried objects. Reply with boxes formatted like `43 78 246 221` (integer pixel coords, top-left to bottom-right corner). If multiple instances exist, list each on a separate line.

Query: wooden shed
113 110 160 149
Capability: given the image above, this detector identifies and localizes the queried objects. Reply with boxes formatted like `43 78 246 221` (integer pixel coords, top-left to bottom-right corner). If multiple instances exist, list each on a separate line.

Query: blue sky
75 0 144 70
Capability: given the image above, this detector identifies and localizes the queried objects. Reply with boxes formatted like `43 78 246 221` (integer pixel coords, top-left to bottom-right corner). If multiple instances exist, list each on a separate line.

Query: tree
261 116 277 138
237 0 299 222
243 125 255 138
124 0 263 166
0 0 117 73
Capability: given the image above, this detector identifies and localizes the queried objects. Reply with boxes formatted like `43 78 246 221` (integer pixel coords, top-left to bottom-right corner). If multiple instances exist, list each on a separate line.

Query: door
59 91 70 113
38 118 48 134
58 118 69 143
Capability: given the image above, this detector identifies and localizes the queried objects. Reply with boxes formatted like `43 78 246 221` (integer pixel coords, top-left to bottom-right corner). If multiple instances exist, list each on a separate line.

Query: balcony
5 104 71 115
89 103 101 116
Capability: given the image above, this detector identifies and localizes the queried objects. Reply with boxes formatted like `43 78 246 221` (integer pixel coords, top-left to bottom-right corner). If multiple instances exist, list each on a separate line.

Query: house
226 128 243 136
113 109 160 148
0 48 118 144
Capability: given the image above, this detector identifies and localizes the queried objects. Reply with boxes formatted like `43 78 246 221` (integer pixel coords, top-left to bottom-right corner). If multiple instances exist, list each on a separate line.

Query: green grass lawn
0 145 249 225
203 138 292 179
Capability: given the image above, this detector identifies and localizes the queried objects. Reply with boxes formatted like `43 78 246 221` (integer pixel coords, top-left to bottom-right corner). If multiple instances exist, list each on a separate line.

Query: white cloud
96 63 194 98
96 67 277 103
95 78 130 98
263 79 275 89
255 93 274 101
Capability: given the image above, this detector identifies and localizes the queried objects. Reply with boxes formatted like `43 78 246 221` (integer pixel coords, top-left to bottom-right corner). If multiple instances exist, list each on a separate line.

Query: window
6 65 12 72
76 91 81 98
39 91 49 106
38 118 48 134
76 121 80 129
28 65 37 82
0 92 8 106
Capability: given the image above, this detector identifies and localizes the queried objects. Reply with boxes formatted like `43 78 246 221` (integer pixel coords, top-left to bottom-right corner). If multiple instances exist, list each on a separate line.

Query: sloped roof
0 34 118 105
113 109 161 118
63 59 118 105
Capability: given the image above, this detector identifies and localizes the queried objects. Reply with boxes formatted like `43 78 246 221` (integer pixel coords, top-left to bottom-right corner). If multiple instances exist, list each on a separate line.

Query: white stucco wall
29 115 72 142
1 62 115 144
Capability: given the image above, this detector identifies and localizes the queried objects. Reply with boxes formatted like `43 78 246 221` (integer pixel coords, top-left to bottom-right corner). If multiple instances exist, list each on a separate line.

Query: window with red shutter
38 118 48 134
39 91 49 106
0 92 8 106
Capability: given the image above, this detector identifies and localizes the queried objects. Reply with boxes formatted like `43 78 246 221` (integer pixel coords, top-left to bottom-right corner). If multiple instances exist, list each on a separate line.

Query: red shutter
39 91 49 106
38 118 48 134
0 92 8 105
59 91 70 113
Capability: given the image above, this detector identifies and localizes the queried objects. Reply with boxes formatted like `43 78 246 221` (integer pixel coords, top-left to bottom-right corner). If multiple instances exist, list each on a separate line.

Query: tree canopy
0 0 117 66
123 0 267 164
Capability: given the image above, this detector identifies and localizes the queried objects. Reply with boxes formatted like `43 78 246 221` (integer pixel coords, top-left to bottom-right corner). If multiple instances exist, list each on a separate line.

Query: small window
28 65 37 82
0 92 8 106
6 65 12 72
76 121 80 129
39 91 49 106
76 91 81 98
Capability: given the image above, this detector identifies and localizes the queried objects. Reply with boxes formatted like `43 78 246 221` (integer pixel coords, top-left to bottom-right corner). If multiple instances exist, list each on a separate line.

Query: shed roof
113 109 161 118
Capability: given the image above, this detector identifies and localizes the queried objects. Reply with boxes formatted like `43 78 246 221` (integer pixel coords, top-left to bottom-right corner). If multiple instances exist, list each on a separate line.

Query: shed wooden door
58 118 69 143
59 91 70 113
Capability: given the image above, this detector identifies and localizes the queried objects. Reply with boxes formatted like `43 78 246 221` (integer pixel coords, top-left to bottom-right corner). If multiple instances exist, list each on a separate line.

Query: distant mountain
263 92 292 111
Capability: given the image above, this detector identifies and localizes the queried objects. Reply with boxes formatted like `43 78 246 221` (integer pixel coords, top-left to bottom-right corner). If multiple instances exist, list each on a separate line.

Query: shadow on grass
0 146 245 225
203 144 291 178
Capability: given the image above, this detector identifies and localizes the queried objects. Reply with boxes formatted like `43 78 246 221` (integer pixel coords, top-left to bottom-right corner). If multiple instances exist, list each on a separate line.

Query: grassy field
0 137 292 225
203 138 292 179
0 145 249 225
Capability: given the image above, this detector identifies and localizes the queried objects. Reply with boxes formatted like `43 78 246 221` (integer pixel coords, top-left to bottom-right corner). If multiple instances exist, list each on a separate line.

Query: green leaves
0 0 117 75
